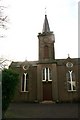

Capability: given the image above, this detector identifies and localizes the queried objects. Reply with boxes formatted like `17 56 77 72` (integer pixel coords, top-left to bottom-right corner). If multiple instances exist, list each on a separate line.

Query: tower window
44 45 49 59
21 73 28 92
66 71 76 91
42 68 52 81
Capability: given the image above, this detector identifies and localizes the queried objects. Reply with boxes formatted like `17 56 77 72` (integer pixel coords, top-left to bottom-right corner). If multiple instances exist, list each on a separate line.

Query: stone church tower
37 14 58 101
38 14 55 61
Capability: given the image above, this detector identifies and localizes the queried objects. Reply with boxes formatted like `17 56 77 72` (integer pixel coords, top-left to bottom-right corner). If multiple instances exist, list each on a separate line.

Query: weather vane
45 7 47 15
68 53 70 58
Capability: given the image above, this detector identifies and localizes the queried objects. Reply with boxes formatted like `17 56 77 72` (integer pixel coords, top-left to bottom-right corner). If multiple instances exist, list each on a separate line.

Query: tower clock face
43 37 50 43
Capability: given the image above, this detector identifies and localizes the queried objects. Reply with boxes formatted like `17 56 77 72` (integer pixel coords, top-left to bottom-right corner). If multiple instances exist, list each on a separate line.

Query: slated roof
56 58 80 65
10 61 22 67
10 61 38 68
9 58 80 68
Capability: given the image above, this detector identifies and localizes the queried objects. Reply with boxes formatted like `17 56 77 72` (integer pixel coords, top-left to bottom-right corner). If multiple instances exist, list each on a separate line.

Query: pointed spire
42 14 50 33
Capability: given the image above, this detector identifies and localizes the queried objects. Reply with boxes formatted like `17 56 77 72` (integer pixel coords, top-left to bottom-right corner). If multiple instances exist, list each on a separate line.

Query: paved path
5 103 79 118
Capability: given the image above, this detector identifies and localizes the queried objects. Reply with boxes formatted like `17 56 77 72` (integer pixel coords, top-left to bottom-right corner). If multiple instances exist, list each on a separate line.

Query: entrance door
43 82 52 100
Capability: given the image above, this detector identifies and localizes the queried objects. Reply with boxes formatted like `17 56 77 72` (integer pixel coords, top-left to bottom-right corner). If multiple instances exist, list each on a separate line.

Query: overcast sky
0 0 79 61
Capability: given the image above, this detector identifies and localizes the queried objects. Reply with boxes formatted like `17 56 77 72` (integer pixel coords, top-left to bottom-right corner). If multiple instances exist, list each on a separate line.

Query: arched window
42 68 52 81
66 70 76 91
21 73 28 92
44 45 49 59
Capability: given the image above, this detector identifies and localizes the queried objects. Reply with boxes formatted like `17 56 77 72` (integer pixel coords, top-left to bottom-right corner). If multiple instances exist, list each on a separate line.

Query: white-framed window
66 70 76 91
21 73 28 92
42 67 52 81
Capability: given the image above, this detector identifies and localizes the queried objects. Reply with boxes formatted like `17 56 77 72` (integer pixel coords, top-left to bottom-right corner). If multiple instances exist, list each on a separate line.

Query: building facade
10 15 80 102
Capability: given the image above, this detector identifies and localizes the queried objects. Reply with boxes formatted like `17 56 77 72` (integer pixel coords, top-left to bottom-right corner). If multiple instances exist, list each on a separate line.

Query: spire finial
42 8 50 33
68 53 70 58
45 7 47 15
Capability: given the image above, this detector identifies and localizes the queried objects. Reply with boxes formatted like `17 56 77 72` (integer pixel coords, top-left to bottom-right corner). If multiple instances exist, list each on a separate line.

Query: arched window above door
42 67 52 82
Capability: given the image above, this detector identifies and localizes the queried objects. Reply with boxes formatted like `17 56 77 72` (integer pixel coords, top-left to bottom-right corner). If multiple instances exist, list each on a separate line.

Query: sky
0 0 79 62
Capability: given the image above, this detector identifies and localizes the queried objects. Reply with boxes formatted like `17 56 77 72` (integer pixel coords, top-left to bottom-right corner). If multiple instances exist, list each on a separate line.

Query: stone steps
40 101 55 104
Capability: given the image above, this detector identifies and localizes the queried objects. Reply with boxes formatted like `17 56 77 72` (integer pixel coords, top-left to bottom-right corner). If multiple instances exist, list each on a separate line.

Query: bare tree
0 0 9 37
0 58 11 70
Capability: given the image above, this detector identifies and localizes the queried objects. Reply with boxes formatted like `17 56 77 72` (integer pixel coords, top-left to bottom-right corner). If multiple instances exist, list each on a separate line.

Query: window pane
67 82 71 90
26 79 28 91
66 72 69 80
72 81 76 90
25 73 28 91
22 74 24 91
49 68 51 80
46 68 48 81
72 72 75 81
73 85 76 90
43 69 45 80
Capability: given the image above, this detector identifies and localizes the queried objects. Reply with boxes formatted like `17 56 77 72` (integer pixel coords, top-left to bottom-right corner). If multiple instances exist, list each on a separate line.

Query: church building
10 14 80 102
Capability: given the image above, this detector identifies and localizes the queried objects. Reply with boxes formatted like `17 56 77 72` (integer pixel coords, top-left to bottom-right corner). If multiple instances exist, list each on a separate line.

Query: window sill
21 91 29 93
67 90 76 92
48 80 52 82
42 80 52 82
42 80 46 82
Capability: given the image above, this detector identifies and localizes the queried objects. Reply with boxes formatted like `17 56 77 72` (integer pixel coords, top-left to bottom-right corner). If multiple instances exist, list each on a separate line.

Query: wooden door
43 82 52 100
